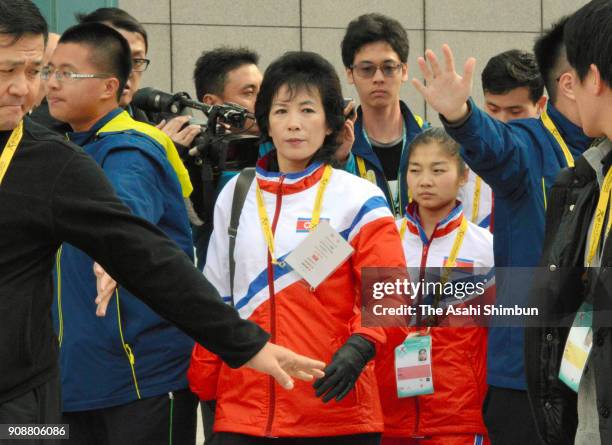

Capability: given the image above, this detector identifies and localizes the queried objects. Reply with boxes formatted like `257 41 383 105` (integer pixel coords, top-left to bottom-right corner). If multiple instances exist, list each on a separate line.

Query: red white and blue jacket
188 159 406 437
377 202 493 438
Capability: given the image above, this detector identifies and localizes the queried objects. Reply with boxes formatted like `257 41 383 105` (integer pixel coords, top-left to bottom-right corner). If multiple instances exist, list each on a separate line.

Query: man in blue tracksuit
412 18 592 445
340 13 426 217
47 24 197 444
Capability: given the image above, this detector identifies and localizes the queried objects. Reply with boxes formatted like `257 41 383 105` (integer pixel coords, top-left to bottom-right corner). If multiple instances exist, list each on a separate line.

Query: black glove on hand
313 334 375 403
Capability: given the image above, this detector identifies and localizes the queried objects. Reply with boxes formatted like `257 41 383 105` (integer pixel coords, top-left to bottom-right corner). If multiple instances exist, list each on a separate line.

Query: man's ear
102 78 120 101
558 71 575 101
346 68 354 85
589 63 605 96
536 96 547 114
202 93 222 105
401 63 409 82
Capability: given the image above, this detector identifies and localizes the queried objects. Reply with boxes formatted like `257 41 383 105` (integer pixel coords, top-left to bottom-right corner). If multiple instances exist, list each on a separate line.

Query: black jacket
0 117 269 404
525 148 612 445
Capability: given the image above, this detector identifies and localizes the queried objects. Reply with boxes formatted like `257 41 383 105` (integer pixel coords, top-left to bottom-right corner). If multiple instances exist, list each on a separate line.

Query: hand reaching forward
245 342 326 390
93 262 117 317
412 44 476 123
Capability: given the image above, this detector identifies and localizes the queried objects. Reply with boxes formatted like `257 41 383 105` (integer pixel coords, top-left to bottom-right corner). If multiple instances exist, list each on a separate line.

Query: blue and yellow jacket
344 101 425 217
443 99 593 390
52 108 195 411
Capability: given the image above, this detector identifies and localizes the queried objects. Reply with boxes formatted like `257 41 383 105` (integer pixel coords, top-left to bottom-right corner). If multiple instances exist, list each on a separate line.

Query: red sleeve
187 343 223 401
349 216 407 348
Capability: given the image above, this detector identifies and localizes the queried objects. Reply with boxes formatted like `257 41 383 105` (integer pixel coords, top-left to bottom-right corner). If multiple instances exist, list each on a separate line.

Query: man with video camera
185 47 263 268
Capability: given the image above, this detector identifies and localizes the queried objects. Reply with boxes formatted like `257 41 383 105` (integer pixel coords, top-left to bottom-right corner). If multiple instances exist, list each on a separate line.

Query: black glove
313 334 375 403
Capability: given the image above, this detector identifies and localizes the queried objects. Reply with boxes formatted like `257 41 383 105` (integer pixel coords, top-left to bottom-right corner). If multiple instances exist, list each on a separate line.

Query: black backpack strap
228 167 256 304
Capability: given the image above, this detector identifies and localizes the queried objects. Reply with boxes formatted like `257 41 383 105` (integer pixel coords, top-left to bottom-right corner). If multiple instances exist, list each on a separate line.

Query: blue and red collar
404 201 464 244
255 154 326 195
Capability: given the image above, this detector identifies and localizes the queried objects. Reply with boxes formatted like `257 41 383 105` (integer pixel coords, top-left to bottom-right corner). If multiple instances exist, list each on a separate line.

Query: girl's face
407 143 468 212
268 83 332 173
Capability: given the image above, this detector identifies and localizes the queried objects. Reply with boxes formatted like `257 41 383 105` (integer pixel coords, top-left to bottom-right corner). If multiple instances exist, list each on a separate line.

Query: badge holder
285 220 354 290
395 332 434 398
559 302 593 393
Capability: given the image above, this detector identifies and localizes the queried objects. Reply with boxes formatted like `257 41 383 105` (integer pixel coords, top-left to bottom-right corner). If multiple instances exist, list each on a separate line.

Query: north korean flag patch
296 217 330 233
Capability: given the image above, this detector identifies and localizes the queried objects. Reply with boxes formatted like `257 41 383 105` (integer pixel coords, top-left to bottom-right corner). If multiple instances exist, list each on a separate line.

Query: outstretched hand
245 342 326 390
411 44 476 123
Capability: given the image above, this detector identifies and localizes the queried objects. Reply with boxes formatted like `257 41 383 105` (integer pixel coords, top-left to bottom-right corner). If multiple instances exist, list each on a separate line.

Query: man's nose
8 73 29 97
372 66 385 82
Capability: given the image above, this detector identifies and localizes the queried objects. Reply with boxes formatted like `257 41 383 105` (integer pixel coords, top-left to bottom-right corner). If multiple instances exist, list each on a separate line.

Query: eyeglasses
350 61 404 79
132 58 150 72
41 67 112 82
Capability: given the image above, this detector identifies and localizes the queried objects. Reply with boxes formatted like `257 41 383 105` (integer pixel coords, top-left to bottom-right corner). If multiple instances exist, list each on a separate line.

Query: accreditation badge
559 302 593 393
395 334 434 398
285 220 354 289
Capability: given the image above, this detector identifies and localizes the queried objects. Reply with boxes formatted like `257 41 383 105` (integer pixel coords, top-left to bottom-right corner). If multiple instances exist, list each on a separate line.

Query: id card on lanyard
395 333 434 397
256 165 353 289
394 215 469 397
0 120 24 185
559 302 593 393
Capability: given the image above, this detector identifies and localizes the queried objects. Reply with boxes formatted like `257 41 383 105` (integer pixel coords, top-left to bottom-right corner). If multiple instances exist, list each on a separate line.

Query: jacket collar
404 201 464 245
546 102 592 156
255 151 326 195
352 100 418 171
68 108 124 146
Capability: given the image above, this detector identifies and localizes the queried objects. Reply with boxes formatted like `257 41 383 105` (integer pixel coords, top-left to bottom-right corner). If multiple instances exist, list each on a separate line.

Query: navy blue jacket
52 109 194 411
345 101 425 217
443 99 592 390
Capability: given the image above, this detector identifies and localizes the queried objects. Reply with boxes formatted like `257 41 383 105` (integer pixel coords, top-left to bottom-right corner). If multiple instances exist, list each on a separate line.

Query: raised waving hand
411 44 476 123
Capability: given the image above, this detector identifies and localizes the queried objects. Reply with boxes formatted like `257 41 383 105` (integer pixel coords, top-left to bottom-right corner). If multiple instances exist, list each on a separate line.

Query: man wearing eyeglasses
45 23 201 443
340 13 426 218
77 8 194 201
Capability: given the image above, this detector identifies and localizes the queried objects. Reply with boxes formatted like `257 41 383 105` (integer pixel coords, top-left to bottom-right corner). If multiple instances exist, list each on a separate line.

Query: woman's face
407 143 467 212
268 83 332 173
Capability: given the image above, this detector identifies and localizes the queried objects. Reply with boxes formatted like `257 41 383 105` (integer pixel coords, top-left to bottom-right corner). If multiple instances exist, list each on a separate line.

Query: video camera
132 87 259 170
133 87 260 225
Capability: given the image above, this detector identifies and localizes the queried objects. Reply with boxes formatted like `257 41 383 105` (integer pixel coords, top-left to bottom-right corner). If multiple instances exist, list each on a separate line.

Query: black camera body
133 88 260 223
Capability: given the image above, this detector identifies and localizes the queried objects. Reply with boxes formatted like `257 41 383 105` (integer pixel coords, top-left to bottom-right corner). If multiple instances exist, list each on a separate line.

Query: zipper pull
124 343 135 365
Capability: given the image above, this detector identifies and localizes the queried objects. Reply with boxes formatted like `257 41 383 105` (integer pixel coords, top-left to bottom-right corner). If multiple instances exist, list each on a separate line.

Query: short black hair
193 47 259 100
255 51 344 166
77 7 148 53
534 16 569 103
482 49 544 103
341 13 409 68
565 0 612 87
59 23 132 101
0 0 48 45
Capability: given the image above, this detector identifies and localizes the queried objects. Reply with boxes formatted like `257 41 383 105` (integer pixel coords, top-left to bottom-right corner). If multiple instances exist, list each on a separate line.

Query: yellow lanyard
399 213 468 267
541 110 574 210
586 168 612 267
0 120 24 185
255 165 332 264
541 109 575 168
444 216 468 267
471 176 482 223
